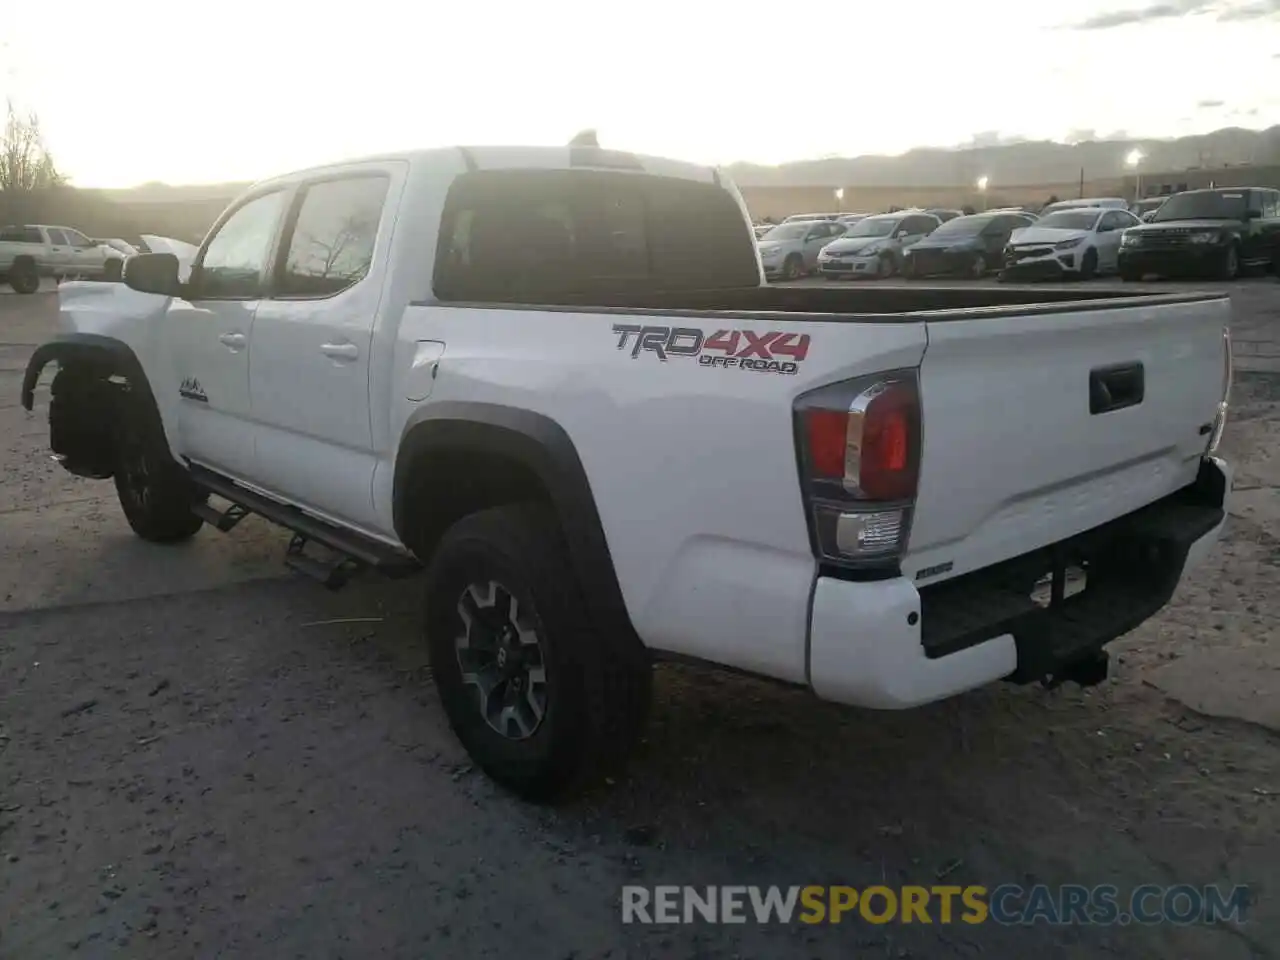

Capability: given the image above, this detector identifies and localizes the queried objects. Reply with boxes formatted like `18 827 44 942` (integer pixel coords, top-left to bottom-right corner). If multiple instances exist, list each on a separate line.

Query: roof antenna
569 129 599 147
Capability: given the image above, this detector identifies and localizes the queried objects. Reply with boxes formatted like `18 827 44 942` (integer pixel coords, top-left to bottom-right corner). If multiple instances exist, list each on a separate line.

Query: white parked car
1039 197 1130 216
1001 207 1141 280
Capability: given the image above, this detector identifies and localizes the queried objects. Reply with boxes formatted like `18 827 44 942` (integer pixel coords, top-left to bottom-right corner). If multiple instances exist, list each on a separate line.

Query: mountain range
724 124 1280 188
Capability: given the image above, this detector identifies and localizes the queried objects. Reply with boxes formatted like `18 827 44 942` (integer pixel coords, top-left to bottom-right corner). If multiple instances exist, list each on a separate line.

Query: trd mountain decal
179 377 208 403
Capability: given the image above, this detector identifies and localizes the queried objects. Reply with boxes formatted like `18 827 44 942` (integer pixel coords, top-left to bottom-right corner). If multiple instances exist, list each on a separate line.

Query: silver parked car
757 220 848 280
816 211 940 279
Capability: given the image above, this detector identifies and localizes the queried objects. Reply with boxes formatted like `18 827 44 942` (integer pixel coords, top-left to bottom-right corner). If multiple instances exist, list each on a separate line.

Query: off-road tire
424 503 652 802
8 259 39 294
113 387 205 543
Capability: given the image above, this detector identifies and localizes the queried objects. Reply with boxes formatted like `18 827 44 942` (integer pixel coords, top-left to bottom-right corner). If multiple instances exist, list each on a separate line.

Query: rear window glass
433 169 760 302
0 225 43 243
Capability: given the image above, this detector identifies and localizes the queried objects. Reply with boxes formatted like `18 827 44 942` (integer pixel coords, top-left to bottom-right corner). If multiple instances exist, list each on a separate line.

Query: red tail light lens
800 377 920 501
854 381 920 501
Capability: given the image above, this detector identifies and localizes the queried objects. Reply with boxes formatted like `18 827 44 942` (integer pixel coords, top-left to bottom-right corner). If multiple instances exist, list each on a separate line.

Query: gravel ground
1 281 1278 959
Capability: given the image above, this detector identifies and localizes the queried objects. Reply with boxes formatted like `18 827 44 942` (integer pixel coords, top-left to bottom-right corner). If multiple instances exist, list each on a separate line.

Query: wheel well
12 254 36 268
398 446 555 562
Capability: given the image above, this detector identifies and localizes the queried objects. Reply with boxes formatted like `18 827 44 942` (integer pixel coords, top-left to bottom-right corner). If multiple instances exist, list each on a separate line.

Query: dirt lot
1 281 1278 959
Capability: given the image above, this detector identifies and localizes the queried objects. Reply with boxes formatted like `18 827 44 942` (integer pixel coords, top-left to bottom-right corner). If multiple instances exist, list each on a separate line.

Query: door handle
218 332 247 351
320 342 359 361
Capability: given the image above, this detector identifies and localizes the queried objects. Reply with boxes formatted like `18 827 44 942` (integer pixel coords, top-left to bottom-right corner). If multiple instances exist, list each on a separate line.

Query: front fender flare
394 402 636 642
20 333 147 411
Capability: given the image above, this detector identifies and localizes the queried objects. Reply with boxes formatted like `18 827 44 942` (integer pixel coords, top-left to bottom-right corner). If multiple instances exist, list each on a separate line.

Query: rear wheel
113 389 205 543
8 259 39 294
424 504 652 802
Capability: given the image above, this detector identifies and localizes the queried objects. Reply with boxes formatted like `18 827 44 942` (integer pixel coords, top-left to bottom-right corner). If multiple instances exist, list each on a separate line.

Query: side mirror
123 252 183 297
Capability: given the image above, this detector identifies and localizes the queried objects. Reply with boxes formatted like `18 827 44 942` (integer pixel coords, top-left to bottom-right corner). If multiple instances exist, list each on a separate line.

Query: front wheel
424 504 652 802
1079 248 1098 281
782 255 803 281
876 254 896 279
113 391 205 543
1217 244 1239 281
969 254 988 279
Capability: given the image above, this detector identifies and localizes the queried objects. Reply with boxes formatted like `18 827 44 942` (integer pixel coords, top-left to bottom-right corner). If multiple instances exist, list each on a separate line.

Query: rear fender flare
393 402 637 642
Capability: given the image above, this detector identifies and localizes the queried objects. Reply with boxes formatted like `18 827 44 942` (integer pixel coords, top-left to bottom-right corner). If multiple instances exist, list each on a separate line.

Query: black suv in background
1118 187 1280 280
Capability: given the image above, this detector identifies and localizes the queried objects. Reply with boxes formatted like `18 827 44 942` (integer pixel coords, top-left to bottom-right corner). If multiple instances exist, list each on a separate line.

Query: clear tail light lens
794 370 922 572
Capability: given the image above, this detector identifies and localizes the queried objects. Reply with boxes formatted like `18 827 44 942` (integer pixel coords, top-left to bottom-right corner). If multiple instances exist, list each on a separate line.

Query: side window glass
195 191 287 299
1265 192 1279 218
46 228 69 246
278 176 389 298
64 229 92 247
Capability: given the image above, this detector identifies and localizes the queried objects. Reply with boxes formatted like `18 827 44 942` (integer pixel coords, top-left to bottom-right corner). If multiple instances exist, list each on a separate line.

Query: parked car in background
1002 207 1140 281
904 211 1034 279
1 224 127 292
816 211 939 279
754 224 773 239
781 212 843 223
1039 197 1130 216
94 238 140 258
758 219 848 280
924 208 966 223
1129 197 1167 221
837 212 871 223
1119 186 1280 281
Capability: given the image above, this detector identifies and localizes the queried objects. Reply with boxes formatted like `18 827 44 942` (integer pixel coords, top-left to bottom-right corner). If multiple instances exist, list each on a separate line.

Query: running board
187 465 421 581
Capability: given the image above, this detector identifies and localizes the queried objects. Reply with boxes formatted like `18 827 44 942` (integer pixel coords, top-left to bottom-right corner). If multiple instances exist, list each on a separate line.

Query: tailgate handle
1090 362 1144 415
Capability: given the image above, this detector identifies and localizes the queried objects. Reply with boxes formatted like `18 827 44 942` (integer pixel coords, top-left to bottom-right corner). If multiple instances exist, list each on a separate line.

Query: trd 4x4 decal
611 324 810 375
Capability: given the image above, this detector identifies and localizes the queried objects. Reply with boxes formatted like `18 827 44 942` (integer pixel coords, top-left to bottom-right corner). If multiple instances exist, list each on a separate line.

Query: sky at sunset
3 0 1279 187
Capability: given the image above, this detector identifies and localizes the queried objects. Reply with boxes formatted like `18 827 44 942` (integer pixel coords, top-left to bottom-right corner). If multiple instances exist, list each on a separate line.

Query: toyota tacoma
21 144 1233 801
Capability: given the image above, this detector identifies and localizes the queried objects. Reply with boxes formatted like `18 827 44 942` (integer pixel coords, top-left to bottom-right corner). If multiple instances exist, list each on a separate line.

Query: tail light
1206 326 1232 454
794 370 922 572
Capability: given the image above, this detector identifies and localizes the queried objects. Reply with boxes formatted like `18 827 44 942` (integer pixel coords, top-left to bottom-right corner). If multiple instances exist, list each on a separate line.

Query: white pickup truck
1 223 126 292
21 145 1233 801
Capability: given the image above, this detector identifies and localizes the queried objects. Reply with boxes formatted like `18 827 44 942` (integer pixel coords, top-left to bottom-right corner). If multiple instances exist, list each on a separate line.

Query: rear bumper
807 456 1231 709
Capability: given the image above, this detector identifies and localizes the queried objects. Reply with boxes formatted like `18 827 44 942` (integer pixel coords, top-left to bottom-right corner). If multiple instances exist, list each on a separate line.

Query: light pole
976 176 989 211
834 187 844 213
1126 148 1145 201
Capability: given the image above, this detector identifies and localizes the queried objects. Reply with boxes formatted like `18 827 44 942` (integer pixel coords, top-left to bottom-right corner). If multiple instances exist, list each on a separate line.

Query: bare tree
0 100 65 193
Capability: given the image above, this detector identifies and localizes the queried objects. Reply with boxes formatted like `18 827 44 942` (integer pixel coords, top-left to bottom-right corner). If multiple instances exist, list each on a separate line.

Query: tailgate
904 295 1229 582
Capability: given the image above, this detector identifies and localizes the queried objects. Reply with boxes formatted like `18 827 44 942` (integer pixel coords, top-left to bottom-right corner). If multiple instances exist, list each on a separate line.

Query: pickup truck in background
21 145 1233 802
1 223 126 293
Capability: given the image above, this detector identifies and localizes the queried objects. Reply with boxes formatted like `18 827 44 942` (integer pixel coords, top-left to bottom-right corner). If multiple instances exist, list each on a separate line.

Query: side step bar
188 465 421 587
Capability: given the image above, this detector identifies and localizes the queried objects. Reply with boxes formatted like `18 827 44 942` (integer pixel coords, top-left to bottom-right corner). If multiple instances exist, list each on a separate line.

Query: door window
1262 191 1279 219
194 190 287 299
63 229 93 247
276 175 389 298
45 228 69 246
